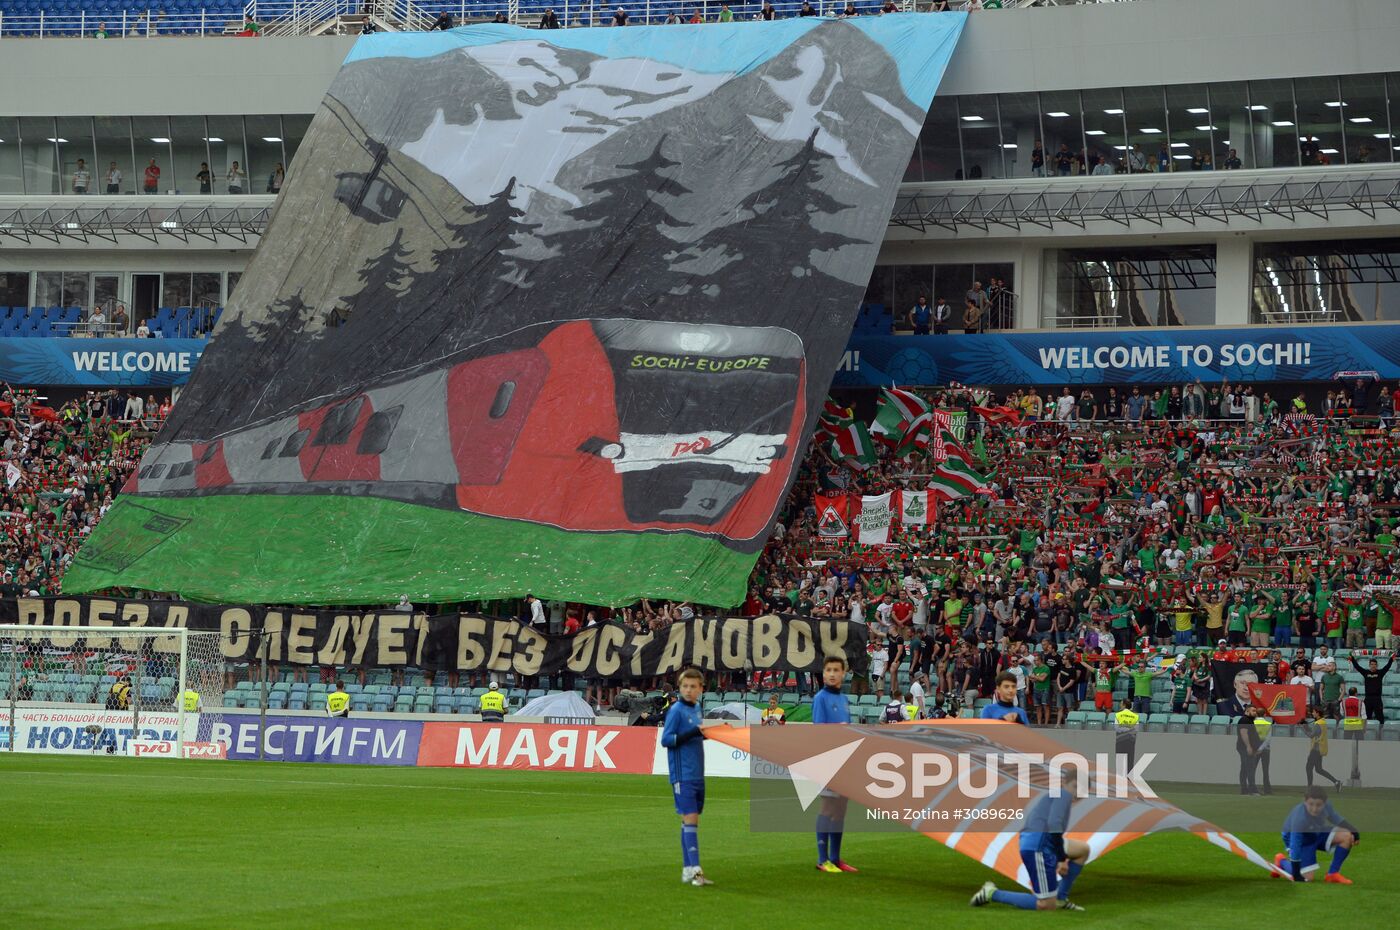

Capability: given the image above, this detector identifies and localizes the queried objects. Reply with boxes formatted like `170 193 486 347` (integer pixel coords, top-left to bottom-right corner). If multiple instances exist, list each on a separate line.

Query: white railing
0 0 1126 37
0 10 251 37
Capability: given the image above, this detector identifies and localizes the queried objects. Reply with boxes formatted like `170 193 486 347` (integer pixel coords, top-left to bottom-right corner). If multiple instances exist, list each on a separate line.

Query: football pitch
1 755 1396 929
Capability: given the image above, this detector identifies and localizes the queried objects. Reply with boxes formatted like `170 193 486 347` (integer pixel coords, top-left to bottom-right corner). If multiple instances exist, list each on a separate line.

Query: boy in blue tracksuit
1272 785 1360 883
812 655 858 873
971 791 1089 911
661 667 714 887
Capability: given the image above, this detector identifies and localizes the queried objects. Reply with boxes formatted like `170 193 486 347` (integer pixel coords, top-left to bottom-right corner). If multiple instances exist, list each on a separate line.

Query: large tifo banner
838 323 1400 387
0 338 205 387
4 597 868 677
65 17 966 609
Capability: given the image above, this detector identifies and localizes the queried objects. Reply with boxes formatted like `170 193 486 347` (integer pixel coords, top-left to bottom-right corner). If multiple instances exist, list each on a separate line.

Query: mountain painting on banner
66 17 966 607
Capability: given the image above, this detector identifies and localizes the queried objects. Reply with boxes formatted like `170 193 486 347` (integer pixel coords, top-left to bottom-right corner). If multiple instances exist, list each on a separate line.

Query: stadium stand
6 376 1400 730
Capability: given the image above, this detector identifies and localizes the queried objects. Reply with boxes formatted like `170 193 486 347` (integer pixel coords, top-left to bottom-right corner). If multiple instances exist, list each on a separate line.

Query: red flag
973 404 1022 426
31 405 59 424
0 400 12 417
1247 683 1308 725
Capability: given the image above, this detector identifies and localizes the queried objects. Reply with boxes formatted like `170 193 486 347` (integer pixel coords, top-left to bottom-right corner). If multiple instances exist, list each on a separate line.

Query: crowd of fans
735 379 1400 721
0 386 168 598
6 376 1399 725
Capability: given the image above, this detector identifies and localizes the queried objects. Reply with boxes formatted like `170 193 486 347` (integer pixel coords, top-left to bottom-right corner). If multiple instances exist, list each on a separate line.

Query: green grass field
1 755 1396 929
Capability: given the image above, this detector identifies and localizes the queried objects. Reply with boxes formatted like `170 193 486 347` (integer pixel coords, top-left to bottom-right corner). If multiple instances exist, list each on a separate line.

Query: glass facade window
244 115 284 195
33 271 90 311
55 117 96 194
997 93 1043 178
1340 74 1391 165
1049 246 1216 328
1038 91 1083 178
170 115 212 196
132 116 172 193
865 264 1016 333
1247 78 1299 168
1081 88 1127 176
1294 75 1344 167
0 117 19 193
205 116 247 196
20 116 58 195
958 94 1004 180
93 116 134 194
161 272 226 309
893 72 1400 185
0 115 312 194
1207 81 1251 170
1253 239 1400 323
0 272 29 309
915 97 961 183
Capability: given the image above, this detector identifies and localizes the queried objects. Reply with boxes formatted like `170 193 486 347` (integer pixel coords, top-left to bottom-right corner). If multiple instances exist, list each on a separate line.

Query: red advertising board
418 722 656 773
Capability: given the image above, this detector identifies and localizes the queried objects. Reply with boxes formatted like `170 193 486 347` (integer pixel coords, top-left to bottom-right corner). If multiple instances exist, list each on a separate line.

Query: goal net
0 625 226 758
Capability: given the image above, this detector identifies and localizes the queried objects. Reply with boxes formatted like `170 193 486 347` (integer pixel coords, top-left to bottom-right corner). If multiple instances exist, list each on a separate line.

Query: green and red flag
929 456 989 500
829 419 878 471
871 386 931 449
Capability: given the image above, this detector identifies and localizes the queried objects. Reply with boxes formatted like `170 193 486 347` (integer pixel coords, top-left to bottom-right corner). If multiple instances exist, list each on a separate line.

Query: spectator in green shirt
1125 659 1166 715
1344 601 1370 650
1031 660 1051 725
1319 669 1345 719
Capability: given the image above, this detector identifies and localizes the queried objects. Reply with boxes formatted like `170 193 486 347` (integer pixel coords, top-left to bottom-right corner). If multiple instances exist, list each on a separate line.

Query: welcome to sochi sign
0 338 206 387
836 323 1400 387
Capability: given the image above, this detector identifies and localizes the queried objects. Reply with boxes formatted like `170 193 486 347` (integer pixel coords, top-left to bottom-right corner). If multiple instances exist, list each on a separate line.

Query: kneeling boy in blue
971 790 1089 911
1273 785 1360 884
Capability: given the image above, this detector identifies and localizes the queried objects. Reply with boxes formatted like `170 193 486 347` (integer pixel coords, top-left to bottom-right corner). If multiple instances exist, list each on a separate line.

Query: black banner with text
2 598 867 679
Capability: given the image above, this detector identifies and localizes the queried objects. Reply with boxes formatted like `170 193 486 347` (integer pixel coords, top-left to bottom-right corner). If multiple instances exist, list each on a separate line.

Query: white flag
855 491 894 545
5 463 21 488
898 489 930 525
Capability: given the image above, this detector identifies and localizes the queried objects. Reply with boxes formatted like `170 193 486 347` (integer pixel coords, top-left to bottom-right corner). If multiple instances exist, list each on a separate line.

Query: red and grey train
127 318 807 543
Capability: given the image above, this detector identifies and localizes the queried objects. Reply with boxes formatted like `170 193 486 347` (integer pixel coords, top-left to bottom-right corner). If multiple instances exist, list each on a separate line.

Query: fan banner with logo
855 492 894 545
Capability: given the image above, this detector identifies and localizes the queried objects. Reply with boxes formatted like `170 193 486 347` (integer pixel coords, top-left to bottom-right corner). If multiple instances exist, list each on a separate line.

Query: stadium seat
1185 715 1209 735
372 699 390 713
1165 713 1190 733
289 698 307 711
1207 715 1234 734
1065 710 1088 730
222 694 240 708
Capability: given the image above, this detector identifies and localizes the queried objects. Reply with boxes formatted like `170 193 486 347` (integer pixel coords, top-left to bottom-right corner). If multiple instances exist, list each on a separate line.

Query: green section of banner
949 410 967 443
63 495 755 607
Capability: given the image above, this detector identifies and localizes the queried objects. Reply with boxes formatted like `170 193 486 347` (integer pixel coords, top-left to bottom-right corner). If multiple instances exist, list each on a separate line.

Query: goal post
0 624 226 758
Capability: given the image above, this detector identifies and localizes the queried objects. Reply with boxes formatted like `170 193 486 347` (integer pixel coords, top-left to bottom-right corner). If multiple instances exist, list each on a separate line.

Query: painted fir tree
731 128 865 283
